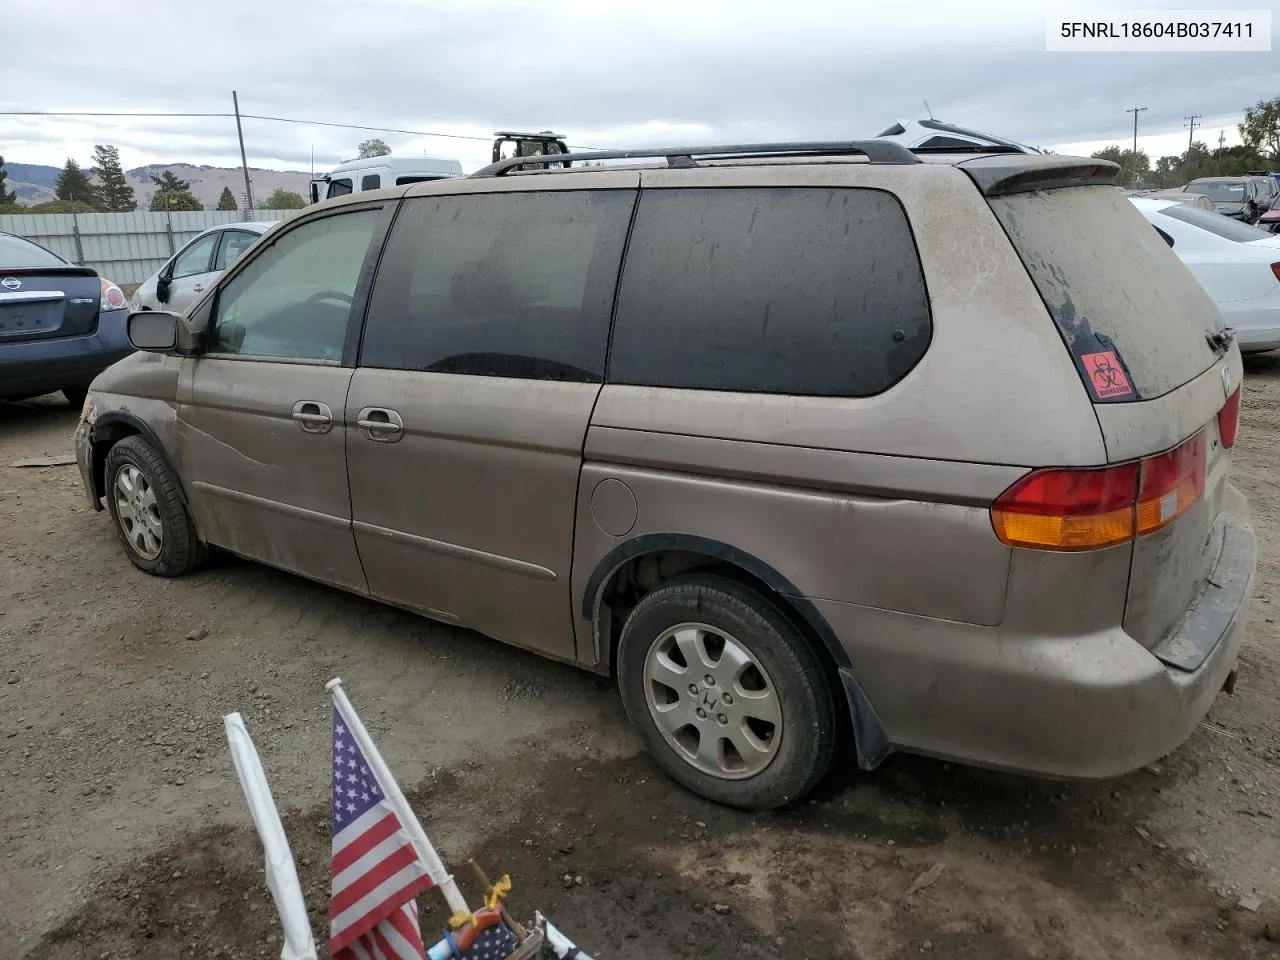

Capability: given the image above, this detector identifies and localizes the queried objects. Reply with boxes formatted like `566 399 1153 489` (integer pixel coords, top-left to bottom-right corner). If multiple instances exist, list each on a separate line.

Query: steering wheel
306 291 353 307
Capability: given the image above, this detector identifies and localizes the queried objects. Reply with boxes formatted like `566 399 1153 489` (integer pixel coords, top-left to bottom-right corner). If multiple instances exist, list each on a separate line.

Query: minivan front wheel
617 574 836 810
104 435 205 577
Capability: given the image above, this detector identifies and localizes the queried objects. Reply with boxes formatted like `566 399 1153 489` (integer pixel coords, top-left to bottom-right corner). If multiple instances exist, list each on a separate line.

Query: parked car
1246 173 1280 211
309 155 463 204
874 118 1041 153
1132 188 1217 212
1130 196 1280 353
132 221 274 314
1183 177 1268 222
0 231 130 406
76 143 1251 810
1259 195 1280 234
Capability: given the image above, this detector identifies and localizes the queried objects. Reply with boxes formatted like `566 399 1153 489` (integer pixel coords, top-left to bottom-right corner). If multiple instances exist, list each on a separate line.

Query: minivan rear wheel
104 435 205 577
617 573 836 810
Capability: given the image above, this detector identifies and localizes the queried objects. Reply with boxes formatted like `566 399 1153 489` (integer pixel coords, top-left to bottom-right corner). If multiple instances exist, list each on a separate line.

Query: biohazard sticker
1081 351 1134 400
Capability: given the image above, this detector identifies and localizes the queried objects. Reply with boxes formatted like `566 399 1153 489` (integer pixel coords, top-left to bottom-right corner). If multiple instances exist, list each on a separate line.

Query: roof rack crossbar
472 140 920 177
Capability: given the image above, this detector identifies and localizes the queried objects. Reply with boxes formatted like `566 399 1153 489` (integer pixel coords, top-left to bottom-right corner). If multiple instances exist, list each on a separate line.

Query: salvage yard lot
2 361 1280 960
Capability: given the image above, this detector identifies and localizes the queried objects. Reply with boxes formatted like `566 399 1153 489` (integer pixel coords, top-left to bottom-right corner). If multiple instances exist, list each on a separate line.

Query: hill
3 161 314 209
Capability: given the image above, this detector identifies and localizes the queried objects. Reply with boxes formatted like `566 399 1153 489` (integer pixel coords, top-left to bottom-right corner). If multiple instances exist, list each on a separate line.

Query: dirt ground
2 362 1279 960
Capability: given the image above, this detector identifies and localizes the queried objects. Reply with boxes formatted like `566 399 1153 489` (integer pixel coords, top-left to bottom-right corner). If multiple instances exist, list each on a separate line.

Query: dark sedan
0 231 132 408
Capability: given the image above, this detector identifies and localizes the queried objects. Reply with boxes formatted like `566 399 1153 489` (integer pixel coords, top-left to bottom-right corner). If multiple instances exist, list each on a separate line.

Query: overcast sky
1 0 1276 175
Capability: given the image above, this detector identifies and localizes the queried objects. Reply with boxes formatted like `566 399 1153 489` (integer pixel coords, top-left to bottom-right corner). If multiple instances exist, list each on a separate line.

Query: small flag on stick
328 677 471 959
223 712 318 960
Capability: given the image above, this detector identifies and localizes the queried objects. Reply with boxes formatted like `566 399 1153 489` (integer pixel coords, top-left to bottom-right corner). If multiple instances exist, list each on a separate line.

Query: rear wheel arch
584 534 890 769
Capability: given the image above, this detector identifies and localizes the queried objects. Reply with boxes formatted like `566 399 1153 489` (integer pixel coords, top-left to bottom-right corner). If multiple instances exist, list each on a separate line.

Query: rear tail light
99 277 126 311
1271 263 1280 283
1218 386 1241 448
992 430 1207 551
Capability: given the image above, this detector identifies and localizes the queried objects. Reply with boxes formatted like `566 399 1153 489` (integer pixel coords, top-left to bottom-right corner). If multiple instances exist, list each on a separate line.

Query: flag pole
325 678 471 917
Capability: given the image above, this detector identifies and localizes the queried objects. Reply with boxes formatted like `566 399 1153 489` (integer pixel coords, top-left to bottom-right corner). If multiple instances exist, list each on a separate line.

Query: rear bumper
817 487 1255 779
1220 300 1280 353
0 308 133 399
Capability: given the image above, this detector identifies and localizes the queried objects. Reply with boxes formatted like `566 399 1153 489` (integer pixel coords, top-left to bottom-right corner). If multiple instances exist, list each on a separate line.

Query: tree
55 158 100 208
262 188 306 210
90 145 136 212
216 186 238 210
148 170 202 211
0 155 15 206
1090 145 1150 187
357 137 391 158
1241 95 1280 159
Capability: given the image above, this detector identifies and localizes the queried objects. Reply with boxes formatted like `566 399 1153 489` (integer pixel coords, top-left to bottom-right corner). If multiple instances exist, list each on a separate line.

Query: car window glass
919 135 980 148
210 209 379 362
171 233 217 279
1159 203 1272 241
1187 182 1246 201
362 190 634 381
213 230 259 271
0 233 66 268
361 174 381 190
608 187 932 397
327 178 353 199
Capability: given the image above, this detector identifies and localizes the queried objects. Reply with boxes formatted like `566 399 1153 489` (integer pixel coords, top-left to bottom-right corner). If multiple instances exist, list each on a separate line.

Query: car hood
1213 201 1247 214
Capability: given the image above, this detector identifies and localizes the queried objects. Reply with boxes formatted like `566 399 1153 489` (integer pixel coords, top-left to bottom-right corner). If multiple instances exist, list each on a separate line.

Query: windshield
1185 181 1247 202
0 233 67 269
1158 203 1274 242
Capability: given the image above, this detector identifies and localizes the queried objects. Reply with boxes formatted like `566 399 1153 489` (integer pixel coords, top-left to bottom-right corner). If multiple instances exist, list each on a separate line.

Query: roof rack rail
909 144 1029 155
471 140 920 177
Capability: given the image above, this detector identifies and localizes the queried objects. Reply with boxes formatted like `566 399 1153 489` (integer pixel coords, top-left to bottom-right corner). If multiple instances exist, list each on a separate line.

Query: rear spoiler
0 264 98 278
957 155 1120 197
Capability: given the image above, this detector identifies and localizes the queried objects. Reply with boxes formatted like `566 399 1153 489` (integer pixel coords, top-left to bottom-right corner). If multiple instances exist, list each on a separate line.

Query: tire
103 435 205 577
62 386 88 409
617 573 837 810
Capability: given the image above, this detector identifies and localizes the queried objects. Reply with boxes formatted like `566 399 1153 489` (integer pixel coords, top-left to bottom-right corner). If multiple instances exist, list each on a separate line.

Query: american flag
330 708 436 960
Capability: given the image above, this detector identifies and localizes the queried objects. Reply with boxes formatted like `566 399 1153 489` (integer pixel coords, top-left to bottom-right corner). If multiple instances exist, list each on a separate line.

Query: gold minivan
74 142 1254 809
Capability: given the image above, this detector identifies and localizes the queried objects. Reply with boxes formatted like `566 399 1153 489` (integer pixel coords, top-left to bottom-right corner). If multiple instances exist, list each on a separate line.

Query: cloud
2 0 1276 173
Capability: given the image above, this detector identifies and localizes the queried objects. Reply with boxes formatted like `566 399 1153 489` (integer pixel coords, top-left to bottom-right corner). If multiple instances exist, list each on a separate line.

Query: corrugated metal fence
0 210 297 286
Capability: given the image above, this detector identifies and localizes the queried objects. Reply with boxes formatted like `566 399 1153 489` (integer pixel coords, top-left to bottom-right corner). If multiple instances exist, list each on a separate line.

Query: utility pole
1126 106 1148 155
232 91 255 219
1184 114 1202 152
1218 129 1227 151
1126 105 1148 188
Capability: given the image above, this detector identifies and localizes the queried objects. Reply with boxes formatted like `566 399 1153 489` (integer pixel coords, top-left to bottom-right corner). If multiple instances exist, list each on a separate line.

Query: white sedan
1129 196 1280 353
131 221 275 314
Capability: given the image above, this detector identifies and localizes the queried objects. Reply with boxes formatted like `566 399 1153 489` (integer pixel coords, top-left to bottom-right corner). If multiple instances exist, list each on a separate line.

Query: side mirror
127 311 178 351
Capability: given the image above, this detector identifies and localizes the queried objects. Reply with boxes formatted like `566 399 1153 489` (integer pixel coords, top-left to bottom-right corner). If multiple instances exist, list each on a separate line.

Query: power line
1184 113 1202 152
0 109 601 150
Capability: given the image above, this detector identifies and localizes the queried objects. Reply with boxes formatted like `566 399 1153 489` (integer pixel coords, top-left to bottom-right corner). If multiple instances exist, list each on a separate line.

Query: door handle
291 400 333 434
193 283 205 292
356 406 404 443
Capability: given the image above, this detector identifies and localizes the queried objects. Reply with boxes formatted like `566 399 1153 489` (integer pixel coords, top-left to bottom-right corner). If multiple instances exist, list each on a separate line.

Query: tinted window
171 233 217 279
362 190 634 381
211 209 379 362
919 135 981 149
608 187 932 397
0 233 66 269
1159 203 1273 242
989 186 1219 401
327 178 353 199
214 229 259 270
396 175 447 185
361 174 381 191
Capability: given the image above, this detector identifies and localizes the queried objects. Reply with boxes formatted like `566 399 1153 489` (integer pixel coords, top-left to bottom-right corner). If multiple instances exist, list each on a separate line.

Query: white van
309 154 463 203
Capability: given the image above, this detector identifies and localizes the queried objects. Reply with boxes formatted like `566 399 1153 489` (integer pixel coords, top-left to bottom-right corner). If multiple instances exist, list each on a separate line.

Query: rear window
608 187 932 397
0 233 66 269
1158 203 1273 242
1186 181 1246 201
989 185 1220 402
